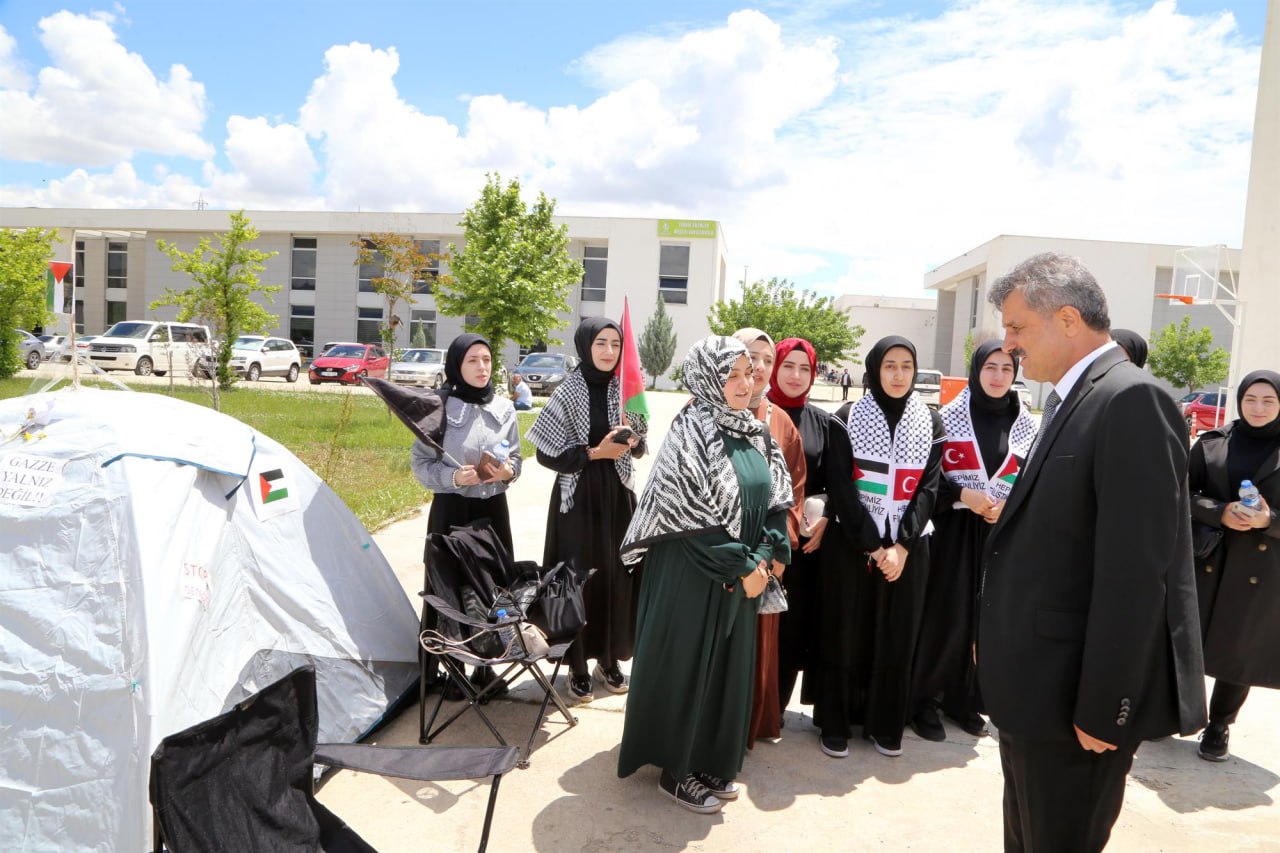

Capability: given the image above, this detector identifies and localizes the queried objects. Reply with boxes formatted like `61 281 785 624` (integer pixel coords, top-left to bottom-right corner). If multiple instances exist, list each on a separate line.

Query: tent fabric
0 388 419 851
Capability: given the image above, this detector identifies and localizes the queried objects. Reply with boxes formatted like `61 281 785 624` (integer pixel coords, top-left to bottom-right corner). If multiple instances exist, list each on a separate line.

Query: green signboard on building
657 219 717 239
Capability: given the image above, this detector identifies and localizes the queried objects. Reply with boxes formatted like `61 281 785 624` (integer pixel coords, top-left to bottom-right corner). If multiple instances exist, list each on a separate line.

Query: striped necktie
1027 390 1062 461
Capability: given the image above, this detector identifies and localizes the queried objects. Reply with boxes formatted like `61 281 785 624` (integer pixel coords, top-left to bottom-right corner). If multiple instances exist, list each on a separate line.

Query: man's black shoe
911 705 946 742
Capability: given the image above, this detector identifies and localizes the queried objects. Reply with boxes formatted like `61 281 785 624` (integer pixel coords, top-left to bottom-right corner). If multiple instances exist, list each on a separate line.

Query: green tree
410 321 428 349
151 211 280 393
638 294 677 389
962 331 976 368
1147 316 1230 395
352 232 431 351
707 277 864 365
0 227 56 377
435 174 582 368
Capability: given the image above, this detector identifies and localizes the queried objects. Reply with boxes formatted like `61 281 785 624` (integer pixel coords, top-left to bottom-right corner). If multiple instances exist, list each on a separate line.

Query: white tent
0 388 420 851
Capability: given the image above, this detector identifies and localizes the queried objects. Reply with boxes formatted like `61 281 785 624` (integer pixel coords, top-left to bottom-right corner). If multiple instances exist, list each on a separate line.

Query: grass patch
0 377 428 532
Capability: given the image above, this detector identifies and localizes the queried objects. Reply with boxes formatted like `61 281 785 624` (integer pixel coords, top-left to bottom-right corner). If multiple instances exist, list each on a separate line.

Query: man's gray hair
987 253 1111 332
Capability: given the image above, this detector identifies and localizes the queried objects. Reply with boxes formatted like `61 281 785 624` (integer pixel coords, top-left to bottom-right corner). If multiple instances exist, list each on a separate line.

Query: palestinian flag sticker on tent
251 464 298 520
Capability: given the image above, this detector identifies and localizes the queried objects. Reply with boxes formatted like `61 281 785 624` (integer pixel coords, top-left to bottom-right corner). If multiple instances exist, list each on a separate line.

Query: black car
512 352 579 396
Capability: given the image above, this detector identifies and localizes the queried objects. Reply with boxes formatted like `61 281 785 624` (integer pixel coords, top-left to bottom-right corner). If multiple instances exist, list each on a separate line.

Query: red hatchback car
1184 391 1227 433
308 343 390 385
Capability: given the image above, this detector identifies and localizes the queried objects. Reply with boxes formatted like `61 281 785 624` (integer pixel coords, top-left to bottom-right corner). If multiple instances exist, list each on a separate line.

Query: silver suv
16 329 45 370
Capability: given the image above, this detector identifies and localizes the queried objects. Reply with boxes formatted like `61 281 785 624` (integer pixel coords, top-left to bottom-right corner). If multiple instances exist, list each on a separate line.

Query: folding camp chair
419 520 578 768
150 666 517 853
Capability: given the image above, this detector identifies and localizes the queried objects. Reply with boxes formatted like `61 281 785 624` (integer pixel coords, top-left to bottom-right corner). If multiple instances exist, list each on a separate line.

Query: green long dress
617 433 790 781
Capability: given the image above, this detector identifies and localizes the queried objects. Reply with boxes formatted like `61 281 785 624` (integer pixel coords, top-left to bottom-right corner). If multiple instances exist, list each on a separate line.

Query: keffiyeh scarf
939 387 1036 503
526 369 648 513
621 336 794 565
846 391 934 542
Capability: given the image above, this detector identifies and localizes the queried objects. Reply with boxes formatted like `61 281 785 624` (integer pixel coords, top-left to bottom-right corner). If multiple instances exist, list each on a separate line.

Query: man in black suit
979 253 1206 852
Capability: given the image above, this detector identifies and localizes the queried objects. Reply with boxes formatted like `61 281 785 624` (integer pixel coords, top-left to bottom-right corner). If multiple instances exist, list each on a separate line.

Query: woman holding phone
528 317 647 702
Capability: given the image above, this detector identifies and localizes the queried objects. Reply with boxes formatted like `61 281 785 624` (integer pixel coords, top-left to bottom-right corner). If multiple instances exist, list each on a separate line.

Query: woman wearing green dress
617 335 794 814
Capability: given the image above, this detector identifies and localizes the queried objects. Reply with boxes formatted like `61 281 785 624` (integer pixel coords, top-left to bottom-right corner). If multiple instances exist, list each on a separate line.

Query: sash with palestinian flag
846 392 935 542
938 386 1036 504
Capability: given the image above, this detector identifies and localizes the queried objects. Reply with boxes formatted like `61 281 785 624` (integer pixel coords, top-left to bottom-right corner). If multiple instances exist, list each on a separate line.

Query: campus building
925 235 1242 403
1 208 729 385
834 294 937 374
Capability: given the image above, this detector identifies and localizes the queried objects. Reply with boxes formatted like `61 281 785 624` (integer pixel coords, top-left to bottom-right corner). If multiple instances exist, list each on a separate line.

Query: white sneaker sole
661 782 723 814
820 740 849 758
870 736 903 757
592 663 629 694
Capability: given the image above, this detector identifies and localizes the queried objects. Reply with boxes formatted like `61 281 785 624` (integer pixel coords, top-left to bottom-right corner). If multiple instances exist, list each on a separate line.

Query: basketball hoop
1155 293 1196 305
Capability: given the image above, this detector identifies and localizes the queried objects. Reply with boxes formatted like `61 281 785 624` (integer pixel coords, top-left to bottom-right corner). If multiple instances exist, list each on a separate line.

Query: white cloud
0 11 210 166
0 25 31 90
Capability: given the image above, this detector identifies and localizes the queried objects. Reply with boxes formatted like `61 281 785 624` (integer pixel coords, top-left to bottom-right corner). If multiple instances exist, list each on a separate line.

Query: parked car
1012 380 1034 410
227 336 302 382
88 320 212 376
16 329 45 370
511 352 580 396
38 335 68 359
55 335 97 363
308 343 390 385
1183 391 1227 433
388 348 447 388
913 368 943 409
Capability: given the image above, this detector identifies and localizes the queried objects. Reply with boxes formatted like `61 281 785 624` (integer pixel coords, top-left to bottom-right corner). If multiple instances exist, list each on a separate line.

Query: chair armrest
315 743 519 782
424 595 493 630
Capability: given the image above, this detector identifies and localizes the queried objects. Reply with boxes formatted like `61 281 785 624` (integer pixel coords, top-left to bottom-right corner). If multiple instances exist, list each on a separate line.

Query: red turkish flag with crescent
893 467 925 500
941 440 981 473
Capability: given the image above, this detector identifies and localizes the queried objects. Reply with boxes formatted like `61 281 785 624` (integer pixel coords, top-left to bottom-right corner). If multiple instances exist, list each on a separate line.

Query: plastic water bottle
1240 480 1261 514
491 439 512 463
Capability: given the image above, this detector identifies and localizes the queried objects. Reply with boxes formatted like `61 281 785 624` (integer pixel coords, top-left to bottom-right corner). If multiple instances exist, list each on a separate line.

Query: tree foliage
352 232 430 352
0 227 56 378
435 174 582 368
638 294 677 389
151 211 280 392
707 277 863 365
962 331 976 369
1147 316 1230 394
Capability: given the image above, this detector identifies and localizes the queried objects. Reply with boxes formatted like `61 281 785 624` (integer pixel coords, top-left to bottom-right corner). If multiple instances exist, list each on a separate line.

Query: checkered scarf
526 369 647 513
846 391 935 542
939 387 1036 502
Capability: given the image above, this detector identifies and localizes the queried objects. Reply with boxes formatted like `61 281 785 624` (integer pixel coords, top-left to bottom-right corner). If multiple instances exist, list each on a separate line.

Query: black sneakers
566 673 593 703
1198 722 1230 762
691 771 739 800
945 710 989 737
820 735 850 758
593 662 629 694
659 770 723 814
911 705 947 742
868 734 904 757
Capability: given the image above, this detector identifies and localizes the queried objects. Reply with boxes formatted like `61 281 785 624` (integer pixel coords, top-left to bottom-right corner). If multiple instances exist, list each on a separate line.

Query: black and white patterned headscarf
621 336 794 565
526 318 649 513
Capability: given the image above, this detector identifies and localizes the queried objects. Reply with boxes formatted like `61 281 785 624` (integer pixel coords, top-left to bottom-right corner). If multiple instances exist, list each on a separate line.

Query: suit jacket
977 347 1206 747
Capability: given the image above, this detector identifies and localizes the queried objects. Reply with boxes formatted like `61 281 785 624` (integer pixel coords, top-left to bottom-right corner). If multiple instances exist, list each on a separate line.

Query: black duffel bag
527 560 596 641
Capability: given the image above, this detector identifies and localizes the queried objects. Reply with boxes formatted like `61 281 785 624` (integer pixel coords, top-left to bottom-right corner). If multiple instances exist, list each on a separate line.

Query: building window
289 304 315 356
107 241 128 289
291 237 317 291
658 244 689 305
106 300 128 326
969 279 980 329
410 309 437 348
414 239 440 294
581 245 607 302
357 307 383 344
75 241 85 288
358 239 382 293
74 300 85 334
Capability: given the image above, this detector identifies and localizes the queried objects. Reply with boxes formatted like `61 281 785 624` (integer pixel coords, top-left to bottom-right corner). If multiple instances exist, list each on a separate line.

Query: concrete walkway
318 391 1280 851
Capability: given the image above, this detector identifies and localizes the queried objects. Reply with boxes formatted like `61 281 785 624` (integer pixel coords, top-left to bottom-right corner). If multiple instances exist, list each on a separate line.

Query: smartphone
610 427 635 444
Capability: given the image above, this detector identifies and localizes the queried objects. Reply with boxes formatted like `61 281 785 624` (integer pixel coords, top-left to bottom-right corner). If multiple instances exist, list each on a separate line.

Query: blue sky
0 1 1266 297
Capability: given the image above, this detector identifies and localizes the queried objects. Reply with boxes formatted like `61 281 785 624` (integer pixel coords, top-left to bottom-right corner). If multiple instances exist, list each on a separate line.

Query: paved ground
312 390 1278 852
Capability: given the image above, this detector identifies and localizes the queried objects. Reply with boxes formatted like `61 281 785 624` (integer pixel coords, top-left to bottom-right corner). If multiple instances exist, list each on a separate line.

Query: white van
88 320 212 376
914 369 943 409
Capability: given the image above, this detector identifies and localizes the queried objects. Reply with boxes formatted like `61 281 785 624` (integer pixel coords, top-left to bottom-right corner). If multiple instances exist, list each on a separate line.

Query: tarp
0 388 420 851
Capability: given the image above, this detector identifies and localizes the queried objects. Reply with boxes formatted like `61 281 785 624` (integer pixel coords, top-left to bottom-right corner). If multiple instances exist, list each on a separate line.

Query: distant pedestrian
840 369 852 400
511 373 533 410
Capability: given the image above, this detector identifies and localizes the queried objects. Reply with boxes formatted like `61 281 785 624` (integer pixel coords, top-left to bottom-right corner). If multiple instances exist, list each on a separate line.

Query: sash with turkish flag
892 468 925 500
941 440 982 473
619 297 649 418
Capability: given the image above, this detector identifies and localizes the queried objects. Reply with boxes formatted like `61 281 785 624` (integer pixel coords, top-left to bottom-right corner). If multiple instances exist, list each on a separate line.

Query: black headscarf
863 335 917 435
1111 329 1149 369
575 316 622 387
1233 371 1280 441
968 341 1021 476
444 333 495 404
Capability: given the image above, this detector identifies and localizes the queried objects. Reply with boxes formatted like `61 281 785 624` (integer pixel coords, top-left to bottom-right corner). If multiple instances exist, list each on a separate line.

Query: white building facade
834 294 937 374
2 208 729 386
925 235 1242 402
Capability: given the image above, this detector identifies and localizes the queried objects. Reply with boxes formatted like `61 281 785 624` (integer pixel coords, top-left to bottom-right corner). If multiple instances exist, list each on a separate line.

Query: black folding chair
419 520 578 768
150 666 517 853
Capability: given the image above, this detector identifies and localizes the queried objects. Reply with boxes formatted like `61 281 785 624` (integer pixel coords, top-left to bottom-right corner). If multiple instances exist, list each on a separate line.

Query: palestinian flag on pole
259 468 290 504
619 297 649 418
